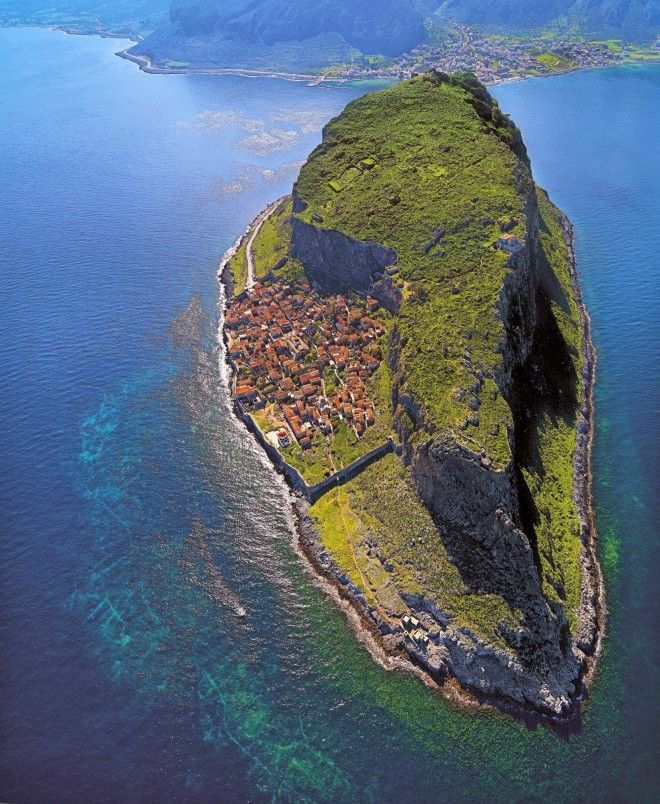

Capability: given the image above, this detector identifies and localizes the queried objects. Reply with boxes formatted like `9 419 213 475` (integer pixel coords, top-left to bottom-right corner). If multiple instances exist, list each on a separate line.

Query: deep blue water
1 28 658 802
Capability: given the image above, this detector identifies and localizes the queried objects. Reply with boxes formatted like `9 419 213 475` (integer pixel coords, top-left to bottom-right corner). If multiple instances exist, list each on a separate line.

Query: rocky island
220 71 603 720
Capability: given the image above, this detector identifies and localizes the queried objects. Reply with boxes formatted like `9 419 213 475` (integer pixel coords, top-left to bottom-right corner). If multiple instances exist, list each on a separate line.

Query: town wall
307 438 395 502
234 396 395 503
233 400 309 496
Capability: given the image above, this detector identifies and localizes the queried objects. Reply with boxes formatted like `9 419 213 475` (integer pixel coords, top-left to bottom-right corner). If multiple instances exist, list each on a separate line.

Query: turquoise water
1 29 658 801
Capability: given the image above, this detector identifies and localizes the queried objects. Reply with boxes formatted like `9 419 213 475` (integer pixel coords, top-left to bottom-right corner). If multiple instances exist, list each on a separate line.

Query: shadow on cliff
411 223 581 669
508 227 580 601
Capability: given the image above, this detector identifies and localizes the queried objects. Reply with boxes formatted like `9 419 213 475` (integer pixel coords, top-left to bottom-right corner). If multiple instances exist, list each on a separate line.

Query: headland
217 71 604 722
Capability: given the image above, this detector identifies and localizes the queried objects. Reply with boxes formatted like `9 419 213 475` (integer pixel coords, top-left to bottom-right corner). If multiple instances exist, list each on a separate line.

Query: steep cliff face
403 187 541 598
398 187 581 701
281 73 598 716
290 191 398 296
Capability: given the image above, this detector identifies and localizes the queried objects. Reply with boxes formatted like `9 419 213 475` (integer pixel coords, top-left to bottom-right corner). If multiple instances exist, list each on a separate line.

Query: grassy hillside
229 75 588 666
310 453 521 647
293 73 586 641
228 199 298 296
295 72 527 468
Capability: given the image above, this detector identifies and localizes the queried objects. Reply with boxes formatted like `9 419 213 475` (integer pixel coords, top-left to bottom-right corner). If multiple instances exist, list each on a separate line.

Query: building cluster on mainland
336 25 623 84
225 280 386 450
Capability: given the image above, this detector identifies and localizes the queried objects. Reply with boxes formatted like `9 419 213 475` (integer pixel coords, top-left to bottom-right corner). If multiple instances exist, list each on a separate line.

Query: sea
1 26 658 802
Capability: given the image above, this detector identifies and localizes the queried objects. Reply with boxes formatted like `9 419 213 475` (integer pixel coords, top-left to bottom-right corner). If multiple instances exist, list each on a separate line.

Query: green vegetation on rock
229 238 249 295
310 453 521 647
229 73 596 712
251 200 291 280
230 199 305 295
518 189 584 630
294 71 526 467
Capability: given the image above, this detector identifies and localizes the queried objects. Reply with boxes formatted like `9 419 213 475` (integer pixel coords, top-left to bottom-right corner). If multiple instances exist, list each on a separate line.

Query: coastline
1 21 143 42
216 203 604 726
562 215 606 693
214 226 496 720
3 23 655 88
115 41 656 88
117 48 319 83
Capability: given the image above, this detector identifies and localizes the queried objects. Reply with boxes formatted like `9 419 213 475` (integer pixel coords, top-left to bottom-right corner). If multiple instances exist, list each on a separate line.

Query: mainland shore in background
116 40 658 89
5 20 655 90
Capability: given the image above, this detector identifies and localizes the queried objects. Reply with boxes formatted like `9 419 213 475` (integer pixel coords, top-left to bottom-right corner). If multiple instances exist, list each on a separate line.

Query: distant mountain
130 0 656 73
170 0 437 56
439 0 659 42
130 0 440 72
5 0 655 72
0 1 169 36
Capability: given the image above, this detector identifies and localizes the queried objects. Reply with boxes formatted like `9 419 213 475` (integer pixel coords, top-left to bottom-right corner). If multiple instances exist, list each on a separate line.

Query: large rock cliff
282 73 600 716
392 186 583 712
290 191 398 295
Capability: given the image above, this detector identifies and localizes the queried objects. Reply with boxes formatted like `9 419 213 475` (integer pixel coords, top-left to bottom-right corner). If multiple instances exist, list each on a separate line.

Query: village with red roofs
225 280 386 453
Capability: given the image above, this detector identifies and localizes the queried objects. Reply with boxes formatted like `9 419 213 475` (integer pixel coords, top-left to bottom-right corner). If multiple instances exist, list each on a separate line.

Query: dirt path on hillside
246 200 283 290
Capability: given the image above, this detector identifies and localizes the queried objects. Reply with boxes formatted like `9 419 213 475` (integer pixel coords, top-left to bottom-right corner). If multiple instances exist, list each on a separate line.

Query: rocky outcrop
231 73 601 719
399 588 581 714
290 190 398 296
388 181 592 715
371 274 403 315
295 477 581 715
408 440 579 714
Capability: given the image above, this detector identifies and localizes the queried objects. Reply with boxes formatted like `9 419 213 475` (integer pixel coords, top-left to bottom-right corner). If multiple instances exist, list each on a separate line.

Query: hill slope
127 0 656 71
439 0 659 42
128 0 438 72
0 1 169 36
236 73 601 717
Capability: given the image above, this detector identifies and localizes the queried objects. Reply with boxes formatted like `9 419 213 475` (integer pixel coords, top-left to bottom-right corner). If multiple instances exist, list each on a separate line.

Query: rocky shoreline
562 215 606 691
216 204 603 725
